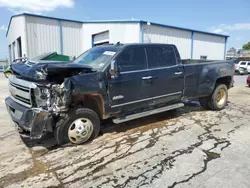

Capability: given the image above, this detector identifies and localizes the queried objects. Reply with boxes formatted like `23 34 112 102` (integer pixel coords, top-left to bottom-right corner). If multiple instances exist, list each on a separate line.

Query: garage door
93 31 109 46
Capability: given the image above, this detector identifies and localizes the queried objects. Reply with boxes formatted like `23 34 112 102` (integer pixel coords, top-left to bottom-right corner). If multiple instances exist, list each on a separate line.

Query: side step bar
112 103 184 124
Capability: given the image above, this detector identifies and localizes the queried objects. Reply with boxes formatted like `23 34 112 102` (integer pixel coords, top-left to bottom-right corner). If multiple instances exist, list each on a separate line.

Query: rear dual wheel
199 84 228 111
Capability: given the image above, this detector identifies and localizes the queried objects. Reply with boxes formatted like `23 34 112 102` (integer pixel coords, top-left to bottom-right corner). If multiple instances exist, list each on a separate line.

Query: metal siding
61 21 82 57
82 23 140 52
26 16 60 58
143 25 192 59
7 16 28 60
193 33 225 60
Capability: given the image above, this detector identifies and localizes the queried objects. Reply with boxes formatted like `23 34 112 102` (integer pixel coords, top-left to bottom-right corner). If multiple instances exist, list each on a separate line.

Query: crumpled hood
12 61 94 82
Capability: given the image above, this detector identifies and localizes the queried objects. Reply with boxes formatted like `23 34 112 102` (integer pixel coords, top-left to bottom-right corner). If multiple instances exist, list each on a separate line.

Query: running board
112 103 184 124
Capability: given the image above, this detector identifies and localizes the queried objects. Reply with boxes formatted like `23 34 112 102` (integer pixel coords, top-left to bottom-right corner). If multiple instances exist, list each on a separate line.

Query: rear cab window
116 47 147 72
146 46 177 68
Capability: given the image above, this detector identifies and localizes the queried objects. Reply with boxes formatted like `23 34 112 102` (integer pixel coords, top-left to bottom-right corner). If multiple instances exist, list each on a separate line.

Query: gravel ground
0 73 250 188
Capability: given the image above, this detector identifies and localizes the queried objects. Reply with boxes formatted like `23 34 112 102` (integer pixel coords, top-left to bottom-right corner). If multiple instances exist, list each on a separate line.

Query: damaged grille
9 76 36 108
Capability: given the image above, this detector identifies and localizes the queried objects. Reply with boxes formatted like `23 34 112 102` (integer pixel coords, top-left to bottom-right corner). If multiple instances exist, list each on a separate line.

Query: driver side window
116 47 147 72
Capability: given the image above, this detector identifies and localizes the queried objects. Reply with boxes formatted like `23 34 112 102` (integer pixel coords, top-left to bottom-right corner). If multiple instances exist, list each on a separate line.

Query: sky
0 0 250 59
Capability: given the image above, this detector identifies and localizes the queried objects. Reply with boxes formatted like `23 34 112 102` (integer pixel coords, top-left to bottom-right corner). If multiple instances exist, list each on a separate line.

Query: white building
6 13 229 62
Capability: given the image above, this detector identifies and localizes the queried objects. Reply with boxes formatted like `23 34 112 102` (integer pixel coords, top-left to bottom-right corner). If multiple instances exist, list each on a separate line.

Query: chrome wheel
68 118 94 144
216 88 226 107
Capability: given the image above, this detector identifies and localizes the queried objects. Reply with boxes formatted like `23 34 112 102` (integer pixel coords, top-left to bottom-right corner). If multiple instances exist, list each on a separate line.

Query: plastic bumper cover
5 97 51 139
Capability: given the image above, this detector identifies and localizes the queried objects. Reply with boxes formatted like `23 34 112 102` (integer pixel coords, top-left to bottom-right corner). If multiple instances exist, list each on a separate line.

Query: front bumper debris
5 97 52 139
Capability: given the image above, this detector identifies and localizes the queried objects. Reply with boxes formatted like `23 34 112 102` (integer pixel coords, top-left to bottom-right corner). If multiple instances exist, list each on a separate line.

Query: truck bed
181 60 234 99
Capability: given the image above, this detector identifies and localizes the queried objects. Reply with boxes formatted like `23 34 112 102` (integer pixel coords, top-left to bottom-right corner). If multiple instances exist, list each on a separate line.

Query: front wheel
208 84 228 111
54 108 100 145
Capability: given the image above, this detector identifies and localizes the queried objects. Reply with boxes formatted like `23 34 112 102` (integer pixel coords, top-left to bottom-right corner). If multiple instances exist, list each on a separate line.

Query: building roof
6 13 230 38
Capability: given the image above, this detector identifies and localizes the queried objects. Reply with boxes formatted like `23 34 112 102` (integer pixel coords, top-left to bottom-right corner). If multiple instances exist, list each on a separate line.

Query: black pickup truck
5 43 234 145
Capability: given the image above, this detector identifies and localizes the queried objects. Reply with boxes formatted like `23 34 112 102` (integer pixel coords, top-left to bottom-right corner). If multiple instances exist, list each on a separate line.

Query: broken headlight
33 86 51 107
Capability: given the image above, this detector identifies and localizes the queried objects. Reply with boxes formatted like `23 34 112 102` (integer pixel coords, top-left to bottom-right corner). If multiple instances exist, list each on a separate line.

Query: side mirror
110 60 120 78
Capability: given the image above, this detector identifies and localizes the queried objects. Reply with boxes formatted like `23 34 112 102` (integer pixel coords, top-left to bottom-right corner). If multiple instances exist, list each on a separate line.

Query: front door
108 46 151 113
145 45 184 105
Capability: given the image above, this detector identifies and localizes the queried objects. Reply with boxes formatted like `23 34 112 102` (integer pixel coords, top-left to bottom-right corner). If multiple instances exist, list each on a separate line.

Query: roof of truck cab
122 43 177 46
100 43 177 48
6 13 230 38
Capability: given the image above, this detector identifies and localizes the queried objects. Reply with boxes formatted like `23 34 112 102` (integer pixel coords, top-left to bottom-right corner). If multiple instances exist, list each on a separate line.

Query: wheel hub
216 89 226 106
68 118 93 144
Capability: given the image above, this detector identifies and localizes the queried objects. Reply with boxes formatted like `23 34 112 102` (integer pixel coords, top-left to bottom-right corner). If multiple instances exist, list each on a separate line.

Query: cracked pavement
0 74 250 188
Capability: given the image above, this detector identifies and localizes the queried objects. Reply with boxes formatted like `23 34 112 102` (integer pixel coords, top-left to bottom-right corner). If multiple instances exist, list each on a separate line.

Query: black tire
199 97 211 110
54 108 100 145
208 84 228 111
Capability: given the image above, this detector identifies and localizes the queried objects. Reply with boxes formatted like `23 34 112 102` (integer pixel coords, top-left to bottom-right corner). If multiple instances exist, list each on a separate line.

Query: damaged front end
28 79 72 139
6 62 93 139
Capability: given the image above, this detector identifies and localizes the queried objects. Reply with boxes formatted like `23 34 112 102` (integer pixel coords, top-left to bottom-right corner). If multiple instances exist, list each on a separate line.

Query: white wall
143 24 192 59
193 33 225 60
26 16 61 58
7 15 28 61
25 16 83 58
61 21 83 57
82 23 140 52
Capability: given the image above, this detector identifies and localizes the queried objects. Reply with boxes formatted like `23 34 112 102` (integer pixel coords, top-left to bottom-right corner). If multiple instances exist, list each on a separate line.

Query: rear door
107 46 152 112
247 62 250 73
145 45 184 105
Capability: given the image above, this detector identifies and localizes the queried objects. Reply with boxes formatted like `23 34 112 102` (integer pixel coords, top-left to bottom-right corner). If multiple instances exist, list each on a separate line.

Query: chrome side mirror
110 60 120 78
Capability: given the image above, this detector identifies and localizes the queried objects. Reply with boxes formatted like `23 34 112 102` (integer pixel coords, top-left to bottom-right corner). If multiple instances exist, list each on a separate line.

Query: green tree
243 42 250 50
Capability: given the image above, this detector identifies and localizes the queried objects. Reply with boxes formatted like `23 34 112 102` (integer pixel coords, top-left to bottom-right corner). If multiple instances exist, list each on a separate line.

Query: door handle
142 76 152 80
175 72 183 75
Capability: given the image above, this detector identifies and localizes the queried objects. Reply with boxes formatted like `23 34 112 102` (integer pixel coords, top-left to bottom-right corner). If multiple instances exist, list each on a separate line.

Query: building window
200 55 207 60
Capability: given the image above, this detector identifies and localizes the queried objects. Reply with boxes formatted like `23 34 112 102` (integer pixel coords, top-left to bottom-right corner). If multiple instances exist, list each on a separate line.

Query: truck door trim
111 91 182 108
120 65 178 74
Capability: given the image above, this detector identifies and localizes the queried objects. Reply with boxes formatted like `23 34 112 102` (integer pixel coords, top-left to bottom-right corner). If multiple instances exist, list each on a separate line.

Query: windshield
73 46 119 69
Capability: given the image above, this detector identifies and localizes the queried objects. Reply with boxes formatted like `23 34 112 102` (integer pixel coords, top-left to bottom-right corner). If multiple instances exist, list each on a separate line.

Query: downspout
140 22 144 43
224 37 228 60
190 31 194 59
58 20 63 54
24 15 29 58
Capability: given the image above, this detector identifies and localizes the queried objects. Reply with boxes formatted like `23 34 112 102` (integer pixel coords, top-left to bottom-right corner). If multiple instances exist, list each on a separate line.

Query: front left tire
54 108 100 145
